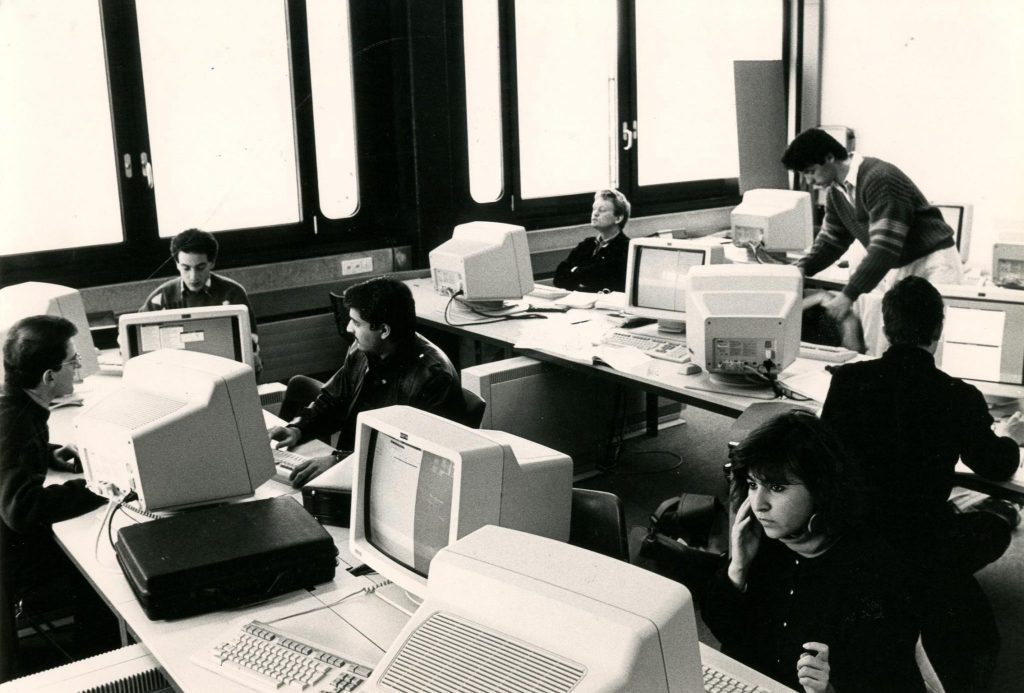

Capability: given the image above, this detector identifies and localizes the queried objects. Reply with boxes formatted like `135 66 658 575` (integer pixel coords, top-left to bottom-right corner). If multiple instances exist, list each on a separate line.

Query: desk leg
646 393 658 436
474 340 483 365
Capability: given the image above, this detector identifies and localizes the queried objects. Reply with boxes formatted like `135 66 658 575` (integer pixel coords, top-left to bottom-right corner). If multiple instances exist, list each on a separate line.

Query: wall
819 0 1024 270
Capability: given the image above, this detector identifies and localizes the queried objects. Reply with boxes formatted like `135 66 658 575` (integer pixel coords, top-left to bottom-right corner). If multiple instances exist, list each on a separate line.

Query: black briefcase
114 496 337 620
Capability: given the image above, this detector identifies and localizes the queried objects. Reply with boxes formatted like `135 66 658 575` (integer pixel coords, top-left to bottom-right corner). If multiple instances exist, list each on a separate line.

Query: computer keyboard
273 447 310 484
601 329 690 364
798 341 858 363
193 619 373 692
703 663 770 693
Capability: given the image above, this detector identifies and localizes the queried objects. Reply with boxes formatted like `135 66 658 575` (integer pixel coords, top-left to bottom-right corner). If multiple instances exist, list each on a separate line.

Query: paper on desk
515 319 652 375
592 344 652 373
779 367 833 403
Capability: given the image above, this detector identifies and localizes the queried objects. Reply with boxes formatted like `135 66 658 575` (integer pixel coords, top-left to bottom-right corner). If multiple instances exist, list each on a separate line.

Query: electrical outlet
341 256 373 276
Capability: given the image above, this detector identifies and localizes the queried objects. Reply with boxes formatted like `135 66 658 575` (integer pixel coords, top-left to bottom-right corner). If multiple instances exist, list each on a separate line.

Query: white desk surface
43 373 795 692
407 276 832 419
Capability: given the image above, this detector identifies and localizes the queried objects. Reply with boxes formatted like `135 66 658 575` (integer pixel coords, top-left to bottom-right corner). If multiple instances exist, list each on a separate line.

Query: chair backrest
460 387 487 429
569 488 629 562
328 291 347 337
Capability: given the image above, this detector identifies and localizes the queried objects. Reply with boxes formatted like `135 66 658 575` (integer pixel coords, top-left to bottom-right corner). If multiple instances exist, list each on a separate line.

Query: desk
407 277 825 420
37 375 795 692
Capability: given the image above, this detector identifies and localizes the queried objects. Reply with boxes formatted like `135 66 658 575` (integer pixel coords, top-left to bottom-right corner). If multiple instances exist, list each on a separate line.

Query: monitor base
656 319 685 333
709 372 770 390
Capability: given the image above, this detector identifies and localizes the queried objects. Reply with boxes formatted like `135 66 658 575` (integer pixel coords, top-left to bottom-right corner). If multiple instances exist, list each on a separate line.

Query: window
462 0 504 204
136 0 301 236
460 0 785 216
0 0 122 255
1 0 369 287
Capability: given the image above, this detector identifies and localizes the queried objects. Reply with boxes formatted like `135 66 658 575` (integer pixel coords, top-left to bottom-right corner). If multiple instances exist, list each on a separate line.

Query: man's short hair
781 128 850 171
3 315 78 389
170 228 219 262
882 276 945 346
595 189 631 230
343 277 416 342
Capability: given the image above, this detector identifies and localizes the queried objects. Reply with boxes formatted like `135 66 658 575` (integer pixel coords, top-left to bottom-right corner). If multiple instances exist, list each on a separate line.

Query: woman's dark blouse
701 532 924 692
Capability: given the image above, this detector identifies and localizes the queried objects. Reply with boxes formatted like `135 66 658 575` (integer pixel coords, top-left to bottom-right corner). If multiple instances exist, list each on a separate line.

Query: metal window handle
123 153 133 178
621 121 634 151
140 152 154 189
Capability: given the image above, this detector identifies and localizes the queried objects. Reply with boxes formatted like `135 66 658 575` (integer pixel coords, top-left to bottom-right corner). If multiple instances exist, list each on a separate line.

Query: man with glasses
0 316 116 678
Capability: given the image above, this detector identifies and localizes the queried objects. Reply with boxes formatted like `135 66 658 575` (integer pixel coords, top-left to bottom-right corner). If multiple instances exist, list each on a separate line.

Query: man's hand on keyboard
289 454 339 487
267 425 301 450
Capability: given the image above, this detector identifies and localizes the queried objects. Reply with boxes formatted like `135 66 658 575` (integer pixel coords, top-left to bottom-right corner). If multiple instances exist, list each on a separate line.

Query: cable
265 578 393 627
442 290 537 326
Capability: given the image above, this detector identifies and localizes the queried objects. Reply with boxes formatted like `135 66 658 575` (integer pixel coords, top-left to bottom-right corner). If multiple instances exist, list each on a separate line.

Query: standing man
553 189 631 293
141 228 262 374
781 129 962 331
0 316 117 679
821 276 1023 690
268 277 463 487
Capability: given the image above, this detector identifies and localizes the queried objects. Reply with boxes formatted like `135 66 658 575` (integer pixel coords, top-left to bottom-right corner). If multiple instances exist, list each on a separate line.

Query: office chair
460 388 486 429
278 375 326 424
569 488 630 562
328 291 347 337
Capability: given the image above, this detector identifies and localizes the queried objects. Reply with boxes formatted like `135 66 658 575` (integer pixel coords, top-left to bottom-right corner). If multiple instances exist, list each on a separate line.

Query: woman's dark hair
781 128 849 172
728 409 865 537
343 276 416 342
3 315 77 389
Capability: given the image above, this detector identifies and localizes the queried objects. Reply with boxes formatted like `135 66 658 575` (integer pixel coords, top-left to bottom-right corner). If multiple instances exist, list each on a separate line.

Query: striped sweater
797 156 955 300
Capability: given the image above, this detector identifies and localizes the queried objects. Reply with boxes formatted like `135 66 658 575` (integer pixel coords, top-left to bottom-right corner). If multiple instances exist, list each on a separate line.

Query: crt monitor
992 242 1024 289
75 348 274 511
685 264 802 384
349 405 572 608
731 188 813 254
118 304 254 369
935 284 1024 388
0 281 99 381
368 525 705 692
429 221 533 309
624 237 726 333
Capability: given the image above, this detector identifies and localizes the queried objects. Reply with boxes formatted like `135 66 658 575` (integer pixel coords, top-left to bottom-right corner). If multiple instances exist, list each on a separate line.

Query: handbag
636 493 728 599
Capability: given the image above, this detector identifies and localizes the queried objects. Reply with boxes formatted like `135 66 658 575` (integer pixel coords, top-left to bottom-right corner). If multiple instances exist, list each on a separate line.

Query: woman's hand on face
727 496 762 588
797 642 831 693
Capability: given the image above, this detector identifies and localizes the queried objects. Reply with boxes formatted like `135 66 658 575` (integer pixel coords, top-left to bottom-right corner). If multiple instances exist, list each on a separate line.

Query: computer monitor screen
349 405 572 605
624 238 726 333
935 284 1024 386
368 525 705 693
731 188 813 254
992 242 1024 290
0 282 99 381
685 264 802 384
76 348 274 511
429 221 533 309
118 305 254 369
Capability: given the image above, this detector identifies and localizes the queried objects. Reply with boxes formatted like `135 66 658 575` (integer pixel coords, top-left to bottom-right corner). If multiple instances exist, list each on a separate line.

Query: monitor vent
704 291 786 316
378 611 586 693
85 391 185 429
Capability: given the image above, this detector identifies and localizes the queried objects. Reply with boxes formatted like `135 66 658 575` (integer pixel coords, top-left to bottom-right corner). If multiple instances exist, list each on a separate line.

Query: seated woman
701 410 924 693
553 189 631 293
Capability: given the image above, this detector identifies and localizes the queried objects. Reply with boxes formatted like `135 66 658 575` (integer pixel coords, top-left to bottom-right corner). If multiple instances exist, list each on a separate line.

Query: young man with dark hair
0 317 117 677
141 228 261 373
782 129 962 328
267 277 463 487
821 276 1023 690
553 189 632 293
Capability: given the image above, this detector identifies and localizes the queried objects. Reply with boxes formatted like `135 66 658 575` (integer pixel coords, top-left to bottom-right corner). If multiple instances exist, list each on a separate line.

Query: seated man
0 317 118 676
553 189 631 293
141 228 262 375
268 277 463 487
821 276 1023 690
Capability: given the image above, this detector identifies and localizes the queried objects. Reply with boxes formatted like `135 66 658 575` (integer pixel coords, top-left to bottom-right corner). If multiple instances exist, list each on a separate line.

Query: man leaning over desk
781 129 962 327
267 277 464 487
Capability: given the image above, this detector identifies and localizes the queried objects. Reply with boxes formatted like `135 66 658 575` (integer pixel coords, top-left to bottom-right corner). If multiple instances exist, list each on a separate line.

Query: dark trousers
915 510 1011 692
